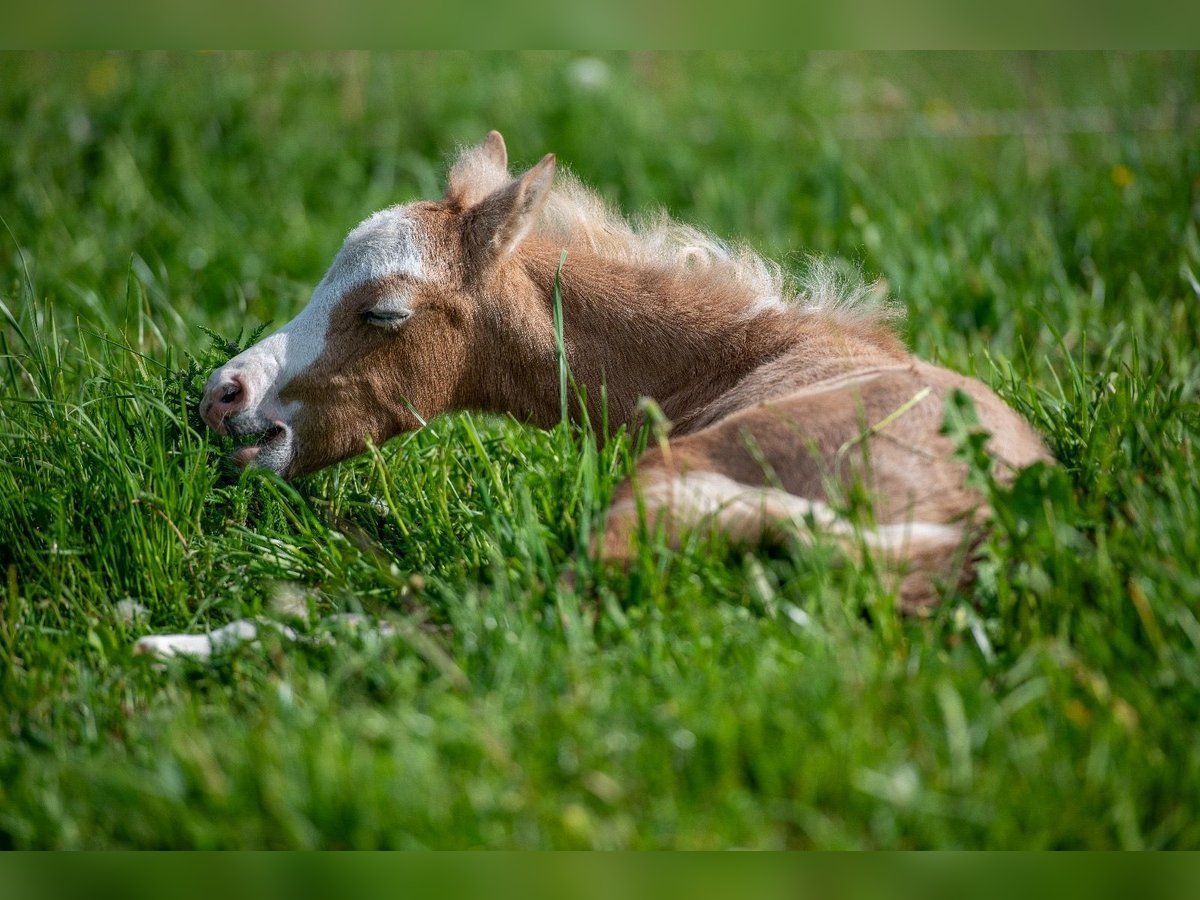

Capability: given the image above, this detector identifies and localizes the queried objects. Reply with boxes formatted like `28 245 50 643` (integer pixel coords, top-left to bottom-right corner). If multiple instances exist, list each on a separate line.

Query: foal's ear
445 130 510 207
463 153 556 263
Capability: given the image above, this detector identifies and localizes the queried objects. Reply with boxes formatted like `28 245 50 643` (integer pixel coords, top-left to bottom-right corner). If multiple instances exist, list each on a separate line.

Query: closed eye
361 297 413 328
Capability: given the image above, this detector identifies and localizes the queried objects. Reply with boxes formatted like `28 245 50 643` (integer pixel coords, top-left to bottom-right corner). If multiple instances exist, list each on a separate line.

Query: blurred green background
4 52 1196 369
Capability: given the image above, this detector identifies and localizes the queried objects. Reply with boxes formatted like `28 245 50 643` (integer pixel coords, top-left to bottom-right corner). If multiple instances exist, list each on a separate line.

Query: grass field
2 51 1199 849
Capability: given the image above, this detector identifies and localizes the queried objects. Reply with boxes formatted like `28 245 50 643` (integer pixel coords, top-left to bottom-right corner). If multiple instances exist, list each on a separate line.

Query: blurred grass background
5 52 1197 368
1 52 1199 848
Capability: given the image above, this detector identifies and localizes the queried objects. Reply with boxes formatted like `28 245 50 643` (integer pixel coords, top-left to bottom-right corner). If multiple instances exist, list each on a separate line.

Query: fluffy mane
446 136 897 323
536 171 898 323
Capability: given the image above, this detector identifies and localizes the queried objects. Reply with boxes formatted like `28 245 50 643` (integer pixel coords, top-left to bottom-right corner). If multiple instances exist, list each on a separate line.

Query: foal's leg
598 460 968 610
597 378 989 610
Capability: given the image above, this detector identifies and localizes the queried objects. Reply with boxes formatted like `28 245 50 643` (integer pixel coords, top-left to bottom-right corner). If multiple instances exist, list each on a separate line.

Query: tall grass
1 52 1199 848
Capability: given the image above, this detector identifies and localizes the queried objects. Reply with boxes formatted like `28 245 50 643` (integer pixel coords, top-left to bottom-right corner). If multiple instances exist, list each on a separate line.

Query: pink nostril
203 375 247 432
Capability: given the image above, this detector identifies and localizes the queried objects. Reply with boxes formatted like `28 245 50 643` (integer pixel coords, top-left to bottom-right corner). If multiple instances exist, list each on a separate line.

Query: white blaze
216 206 424 415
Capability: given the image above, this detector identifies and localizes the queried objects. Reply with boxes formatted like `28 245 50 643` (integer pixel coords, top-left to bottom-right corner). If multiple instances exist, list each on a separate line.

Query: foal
137 132 1049 657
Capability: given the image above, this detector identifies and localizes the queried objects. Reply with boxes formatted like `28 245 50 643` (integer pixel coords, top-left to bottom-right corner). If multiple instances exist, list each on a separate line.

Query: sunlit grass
1 51 1199 848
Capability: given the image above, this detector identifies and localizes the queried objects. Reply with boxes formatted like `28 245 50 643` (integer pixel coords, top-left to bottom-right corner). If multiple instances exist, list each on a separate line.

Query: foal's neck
485 242 902 435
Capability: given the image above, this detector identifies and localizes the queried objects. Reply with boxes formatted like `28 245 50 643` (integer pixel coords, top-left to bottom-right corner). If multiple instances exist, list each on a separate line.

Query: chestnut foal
136 131 1049 658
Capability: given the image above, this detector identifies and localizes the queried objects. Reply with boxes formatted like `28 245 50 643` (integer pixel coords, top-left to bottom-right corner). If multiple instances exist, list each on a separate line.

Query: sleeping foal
136 131 1049 658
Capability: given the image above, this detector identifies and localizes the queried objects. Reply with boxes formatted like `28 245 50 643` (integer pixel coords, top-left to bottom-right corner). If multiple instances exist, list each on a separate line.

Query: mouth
230 422 288 467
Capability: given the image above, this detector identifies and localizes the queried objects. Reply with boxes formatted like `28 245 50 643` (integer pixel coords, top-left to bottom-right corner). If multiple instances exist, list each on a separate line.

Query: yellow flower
85 56 122 98
1111 164 1135 189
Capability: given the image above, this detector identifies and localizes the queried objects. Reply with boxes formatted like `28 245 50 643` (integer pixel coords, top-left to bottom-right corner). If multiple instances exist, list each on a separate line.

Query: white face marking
210 206 424 435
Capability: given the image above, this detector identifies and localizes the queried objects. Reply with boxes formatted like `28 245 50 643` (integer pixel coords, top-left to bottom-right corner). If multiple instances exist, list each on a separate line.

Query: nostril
215 375 245 408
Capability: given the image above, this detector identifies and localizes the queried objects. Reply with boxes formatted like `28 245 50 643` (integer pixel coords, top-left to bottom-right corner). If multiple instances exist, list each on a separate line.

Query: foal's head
200 131 555 477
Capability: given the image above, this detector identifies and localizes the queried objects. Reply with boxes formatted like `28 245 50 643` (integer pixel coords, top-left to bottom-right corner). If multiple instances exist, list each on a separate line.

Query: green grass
2 51 1200 848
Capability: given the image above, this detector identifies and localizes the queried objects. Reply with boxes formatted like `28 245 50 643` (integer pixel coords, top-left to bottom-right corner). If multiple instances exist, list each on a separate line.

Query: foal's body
138 132 1049 657
501 239 1048 607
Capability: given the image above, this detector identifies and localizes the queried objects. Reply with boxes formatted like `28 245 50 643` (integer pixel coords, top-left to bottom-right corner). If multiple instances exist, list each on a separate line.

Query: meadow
1 51 1199 848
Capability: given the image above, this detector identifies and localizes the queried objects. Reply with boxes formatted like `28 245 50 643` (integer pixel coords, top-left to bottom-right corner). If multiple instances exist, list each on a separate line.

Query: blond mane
535 171 898 323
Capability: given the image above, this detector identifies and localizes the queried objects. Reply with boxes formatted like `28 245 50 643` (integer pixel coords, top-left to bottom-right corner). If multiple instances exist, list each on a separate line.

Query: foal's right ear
463 153 556 264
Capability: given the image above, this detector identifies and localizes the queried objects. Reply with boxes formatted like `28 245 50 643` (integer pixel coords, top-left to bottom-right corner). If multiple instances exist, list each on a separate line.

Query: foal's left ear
445 130 510 207
463 153 556 263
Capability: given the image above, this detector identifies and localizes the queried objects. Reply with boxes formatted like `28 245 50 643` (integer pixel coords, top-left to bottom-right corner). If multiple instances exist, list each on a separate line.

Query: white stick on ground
134 614 393 661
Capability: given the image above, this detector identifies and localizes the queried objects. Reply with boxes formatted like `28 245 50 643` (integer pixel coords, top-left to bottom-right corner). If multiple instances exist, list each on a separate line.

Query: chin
229 422 296 477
